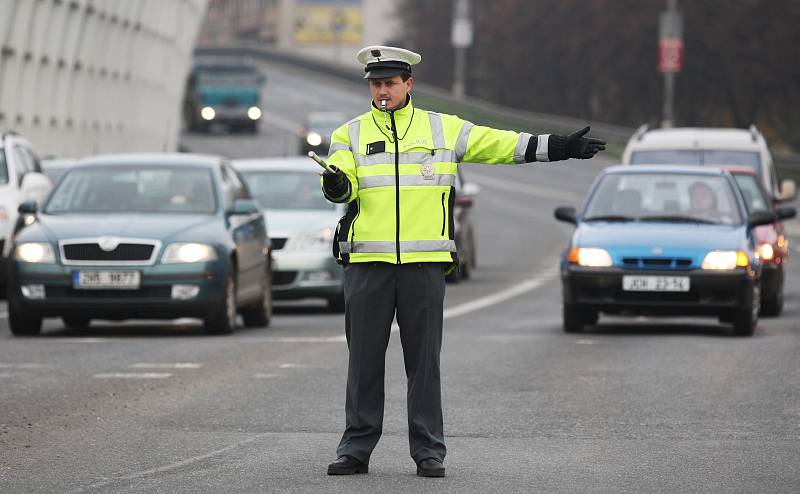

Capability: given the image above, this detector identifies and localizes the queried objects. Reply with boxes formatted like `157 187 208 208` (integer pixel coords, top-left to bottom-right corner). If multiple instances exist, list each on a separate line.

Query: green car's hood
24 213 221 243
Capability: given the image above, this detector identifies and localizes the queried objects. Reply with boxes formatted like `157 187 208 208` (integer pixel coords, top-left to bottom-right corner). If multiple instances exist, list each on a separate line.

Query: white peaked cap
356 45 422 79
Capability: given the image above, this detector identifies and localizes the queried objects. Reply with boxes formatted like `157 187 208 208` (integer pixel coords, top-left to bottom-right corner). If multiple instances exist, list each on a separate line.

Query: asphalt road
2 58 800 493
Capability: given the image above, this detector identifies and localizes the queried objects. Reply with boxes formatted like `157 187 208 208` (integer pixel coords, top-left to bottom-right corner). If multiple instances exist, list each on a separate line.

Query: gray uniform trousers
336 261 447 464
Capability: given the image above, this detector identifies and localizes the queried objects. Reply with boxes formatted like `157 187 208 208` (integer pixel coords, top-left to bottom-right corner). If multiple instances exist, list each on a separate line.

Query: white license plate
73 271 141 290
622 275 690 292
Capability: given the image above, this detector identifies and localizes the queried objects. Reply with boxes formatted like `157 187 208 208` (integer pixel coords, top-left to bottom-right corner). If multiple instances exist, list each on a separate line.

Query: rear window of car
732 173 770 212
241 170 336 211
0 148 8 184
45 165 217 214
584 172 742 225
630 150 761 177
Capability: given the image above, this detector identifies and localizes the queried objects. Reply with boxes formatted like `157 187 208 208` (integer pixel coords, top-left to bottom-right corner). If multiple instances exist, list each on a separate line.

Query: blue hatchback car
554 165 777 336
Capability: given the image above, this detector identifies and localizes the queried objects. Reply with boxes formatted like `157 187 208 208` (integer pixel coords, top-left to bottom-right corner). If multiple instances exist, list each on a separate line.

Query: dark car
299 112 346 155
7 153 272 336
725 167 796 315
447 169 479 282
554 165 776 336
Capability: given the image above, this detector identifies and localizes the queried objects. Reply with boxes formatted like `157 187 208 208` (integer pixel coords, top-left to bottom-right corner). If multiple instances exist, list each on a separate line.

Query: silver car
233 157 345 311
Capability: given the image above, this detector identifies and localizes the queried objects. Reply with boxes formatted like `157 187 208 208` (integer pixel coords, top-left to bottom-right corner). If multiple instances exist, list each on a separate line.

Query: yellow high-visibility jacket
325 98 534 265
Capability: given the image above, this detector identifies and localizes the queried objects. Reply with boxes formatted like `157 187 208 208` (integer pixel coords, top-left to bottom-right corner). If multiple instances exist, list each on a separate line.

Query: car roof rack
748 124 759 142
632 124 649 141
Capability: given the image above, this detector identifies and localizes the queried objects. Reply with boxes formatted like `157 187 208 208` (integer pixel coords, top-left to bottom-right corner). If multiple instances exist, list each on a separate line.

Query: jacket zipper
441 192 446 236
390 111 400 264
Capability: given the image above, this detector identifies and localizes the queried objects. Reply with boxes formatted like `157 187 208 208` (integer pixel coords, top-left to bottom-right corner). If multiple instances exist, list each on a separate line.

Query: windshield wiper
639 215 717 224
582 215 636 222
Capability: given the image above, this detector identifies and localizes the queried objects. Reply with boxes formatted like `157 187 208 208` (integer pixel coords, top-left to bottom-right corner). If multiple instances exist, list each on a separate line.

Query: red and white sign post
659 1 683 127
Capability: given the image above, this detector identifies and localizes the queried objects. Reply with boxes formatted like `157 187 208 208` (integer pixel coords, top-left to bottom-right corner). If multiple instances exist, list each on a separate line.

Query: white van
0 132 52 289
622 125 796 202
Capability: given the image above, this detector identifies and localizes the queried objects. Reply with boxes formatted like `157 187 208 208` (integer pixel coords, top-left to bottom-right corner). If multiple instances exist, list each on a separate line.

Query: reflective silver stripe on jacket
328 142 350 155
536 134 550 162
358 173 456 189
428 112 445 148
455 121 474 162
515 132 533 164
355 149 457 167
339 239 457 254
348 119 361 154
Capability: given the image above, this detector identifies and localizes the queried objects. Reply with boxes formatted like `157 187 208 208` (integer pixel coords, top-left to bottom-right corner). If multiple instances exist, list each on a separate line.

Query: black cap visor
364 61 411 79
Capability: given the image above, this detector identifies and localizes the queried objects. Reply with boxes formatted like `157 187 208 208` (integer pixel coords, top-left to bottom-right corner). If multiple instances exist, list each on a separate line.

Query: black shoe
327 455 369 475
416 458 445 477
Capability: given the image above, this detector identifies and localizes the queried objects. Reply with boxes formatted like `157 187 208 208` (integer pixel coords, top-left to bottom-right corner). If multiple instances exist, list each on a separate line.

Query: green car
7 153 272 336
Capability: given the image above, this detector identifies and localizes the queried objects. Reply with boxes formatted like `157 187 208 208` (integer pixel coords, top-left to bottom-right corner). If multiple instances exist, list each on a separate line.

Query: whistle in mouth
380 99 387 111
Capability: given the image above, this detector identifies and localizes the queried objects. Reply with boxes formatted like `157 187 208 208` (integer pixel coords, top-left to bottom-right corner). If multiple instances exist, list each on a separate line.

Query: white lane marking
0 310 7 319
0 363 50 369
92 373 172 379
54 338 111 343
576 339 597 345
253 373 279 379
467 173 582 202
442 268 559 320
130 363 202 369
68 434 266 494
278 363 307 369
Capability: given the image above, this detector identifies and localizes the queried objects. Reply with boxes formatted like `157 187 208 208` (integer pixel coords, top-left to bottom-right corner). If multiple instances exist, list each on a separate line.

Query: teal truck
183 62 265 134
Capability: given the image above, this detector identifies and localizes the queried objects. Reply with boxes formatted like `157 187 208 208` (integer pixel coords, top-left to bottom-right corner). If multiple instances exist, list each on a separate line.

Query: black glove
548 126 606 161
322 167 350 202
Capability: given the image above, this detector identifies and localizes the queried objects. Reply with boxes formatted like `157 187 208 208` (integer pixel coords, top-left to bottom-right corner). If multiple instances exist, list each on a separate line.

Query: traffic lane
3 255 798 492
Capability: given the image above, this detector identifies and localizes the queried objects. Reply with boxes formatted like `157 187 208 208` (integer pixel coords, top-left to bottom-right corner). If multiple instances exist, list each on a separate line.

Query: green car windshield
45 166 217 214
584 173 742 225
242 171 336 211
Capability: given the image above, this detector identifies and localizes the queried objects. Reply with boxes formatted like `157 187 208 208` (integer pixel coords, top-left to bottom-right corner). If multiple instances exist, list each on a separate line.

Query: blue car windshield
197 68 260 87
241 171 336 211
630 150 761 177
45 166 217 214
0 149 8 185
584 173 742 225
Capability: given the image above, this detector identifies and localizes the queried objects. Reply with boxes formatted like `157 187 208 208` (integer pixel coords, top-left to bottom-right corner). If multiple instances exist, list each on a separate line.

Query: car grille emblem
98 236 120 252
652 247 663 255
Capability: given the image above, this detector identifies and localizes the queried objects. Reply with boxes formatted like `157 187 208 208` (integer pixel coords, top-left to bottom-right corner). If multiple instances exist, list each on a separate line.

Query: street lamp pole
659 0 683 128
451 0 472 99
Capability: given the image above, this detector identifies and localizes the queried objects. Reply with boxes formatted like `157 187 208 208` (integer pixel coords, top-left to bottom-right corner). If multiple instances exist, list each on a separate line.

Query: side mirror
776 179 797 202
230 198 260 215
554 206 577 225
775 205 796 221
749 210 777 227
20 172 52 203
18 200 38 215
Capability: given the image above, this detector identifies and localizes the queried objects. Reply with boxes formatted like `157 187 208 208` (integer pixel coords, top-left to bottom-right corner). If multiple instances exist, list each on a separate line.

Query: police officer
323 46 605 478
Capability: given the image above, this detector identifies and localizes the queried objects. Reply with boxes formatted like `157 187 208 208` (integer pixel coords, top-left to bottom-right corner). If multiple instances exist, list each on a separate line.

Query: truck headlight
201 107 216 120
567 247 613 267
306 132 323 146
701 250 748 270
247 106 262 120
15 242 56 263
162 243 218 263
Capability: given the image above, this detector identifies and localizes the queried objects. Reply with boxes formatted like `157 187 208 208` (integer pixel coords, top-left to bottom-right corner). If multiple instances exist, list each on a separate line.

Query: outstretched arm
525 126 606 162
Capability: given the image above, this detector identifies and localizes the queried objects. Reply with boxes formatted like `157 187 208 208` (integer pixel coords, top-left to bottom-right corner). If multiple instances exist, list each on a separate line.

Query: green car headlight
161 243 218 263
15 242 56 263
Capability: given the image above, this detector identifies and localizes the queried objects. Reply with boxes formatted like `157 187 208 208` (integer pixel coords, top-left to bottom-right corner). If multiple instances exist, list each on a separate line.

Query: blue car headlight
568 247 613 267
161 243 218 263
